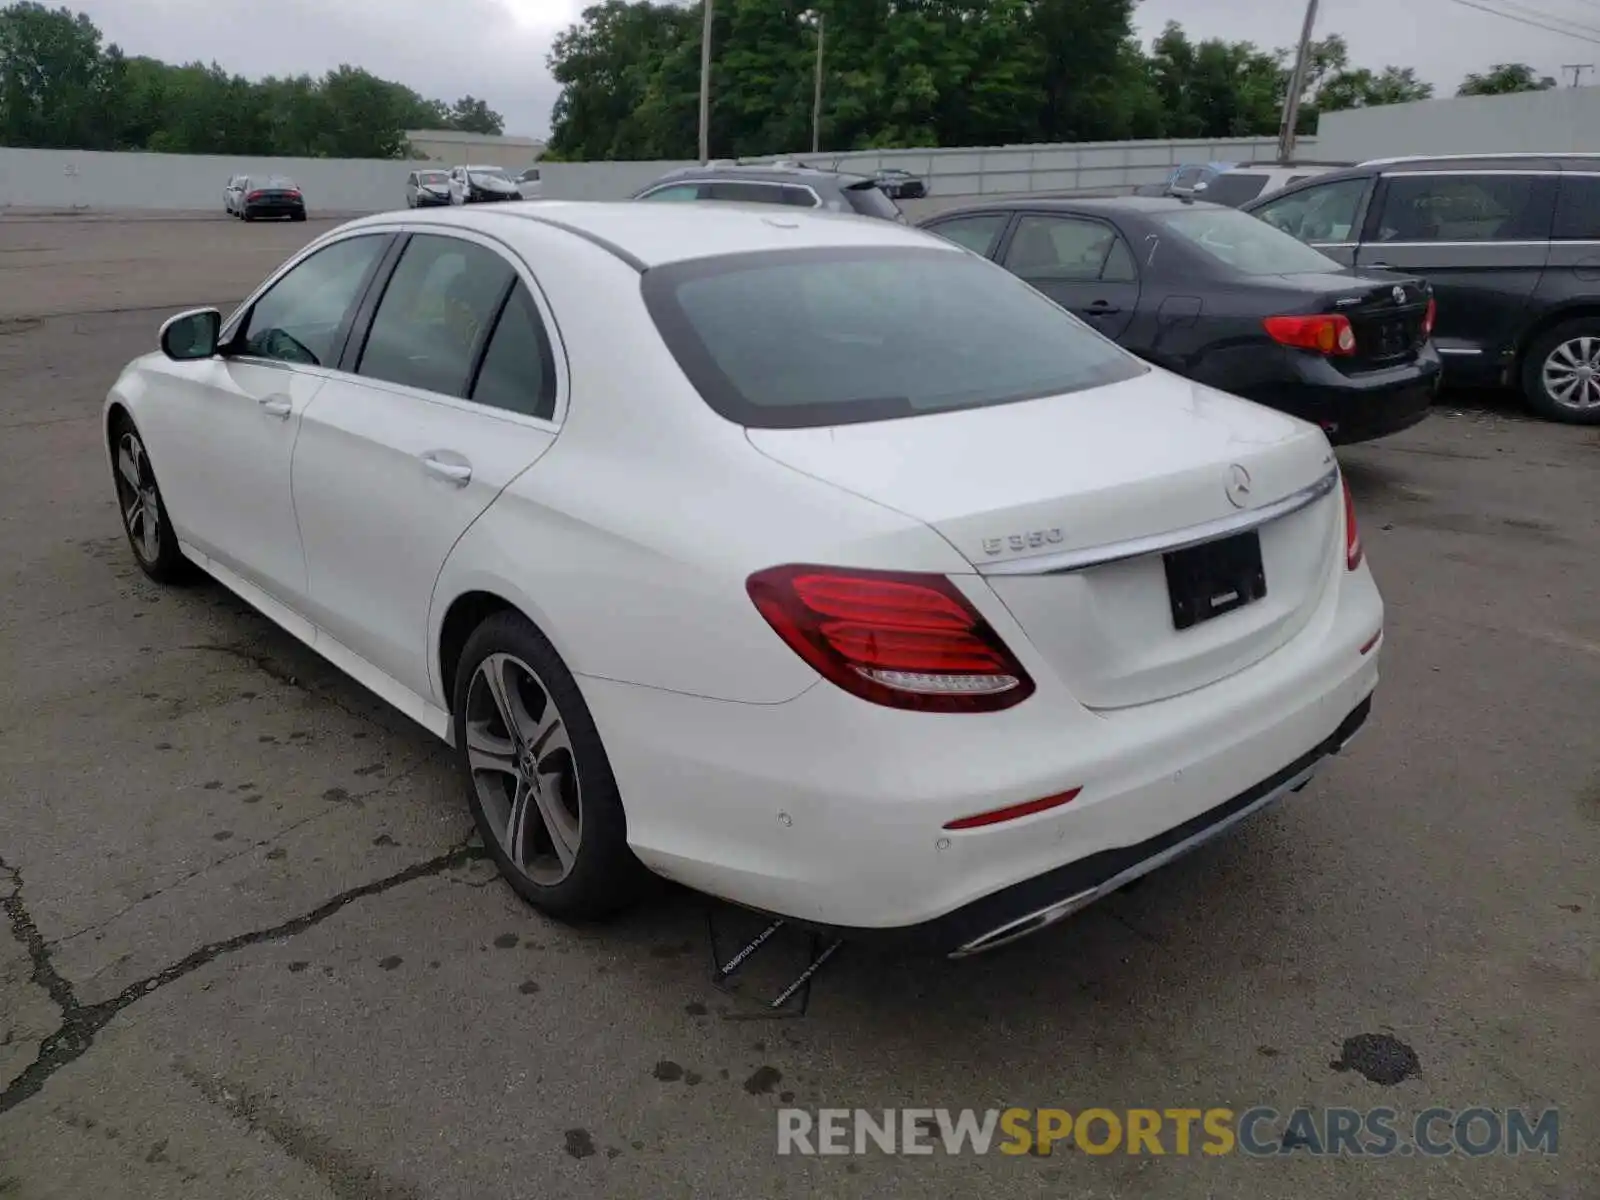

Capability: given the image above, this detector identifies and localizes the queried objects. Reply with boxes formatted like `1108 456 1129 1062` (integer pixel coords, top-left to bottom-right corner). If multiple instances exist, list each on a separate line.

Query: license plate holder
1164 531 1267 630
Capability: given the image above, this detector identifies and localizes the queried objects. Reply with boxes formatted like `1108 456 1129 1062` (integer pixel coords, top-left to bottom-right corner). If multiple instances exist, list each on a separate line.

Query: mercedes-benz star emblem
1392 284 1406 305
1225 463 1253 509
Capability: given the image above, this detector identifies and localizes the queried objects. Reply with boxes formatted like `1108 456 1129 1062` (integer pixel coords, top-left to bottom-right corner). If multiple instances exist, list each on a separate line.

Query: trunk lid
1269 270 1433 372
746 370 1341 709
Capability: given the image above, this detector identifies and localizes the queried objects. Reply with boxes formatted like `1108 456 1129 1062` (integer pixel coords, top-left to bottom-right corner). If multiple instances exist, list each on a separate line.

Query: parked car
514 166 543 200
1192 162 1347 208
224 175 248 216
1243 152 1600 424
406 169 452 208
448 164 520 205
1167 161 1237 199
631 163 906 222
873 167 928 200
237 177 306 222
921 196 1440 444
104 202 1380 957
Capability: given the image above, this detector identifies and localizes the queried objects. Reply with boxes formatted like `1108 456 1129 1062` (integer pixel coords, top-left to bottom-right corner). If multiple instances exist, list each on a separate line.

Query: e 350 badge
983 528 1064 556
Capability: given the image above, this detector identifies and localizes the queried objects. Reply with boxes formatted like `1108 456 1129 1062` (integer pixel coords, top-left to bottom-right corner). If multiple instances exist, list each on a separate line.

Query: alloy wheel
464 652 583 886
1540 336 1600 411
114 431 163 565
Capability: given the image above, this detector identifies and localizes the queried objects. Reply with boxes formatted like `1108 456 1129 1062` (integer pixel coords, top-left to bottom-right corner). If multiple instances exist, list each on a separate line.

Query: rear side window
470 283 558 420
1373 173 1553 243
841 184 903 222
639 183 705 203
1003 215 1127 281
642 246 1145 429
1554 174 1600 239
358 234 515 397
1198 172 1270 207
706 181 788 205
926 213 1010 257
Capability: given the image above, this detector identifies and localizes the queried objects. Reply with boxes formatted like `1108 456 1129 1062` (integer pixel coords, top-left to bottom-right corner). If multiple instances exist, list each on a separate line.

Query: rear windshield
264 177 296 188
842 183 905 222
642 246 1145 429
1196 172 1270 207
1155 206 1343 275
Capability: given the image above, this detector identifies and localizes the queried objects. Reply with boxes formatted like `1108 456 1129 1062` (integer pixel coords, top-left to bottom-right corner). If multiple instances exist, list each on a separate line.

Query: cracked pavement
0 216 1596 1199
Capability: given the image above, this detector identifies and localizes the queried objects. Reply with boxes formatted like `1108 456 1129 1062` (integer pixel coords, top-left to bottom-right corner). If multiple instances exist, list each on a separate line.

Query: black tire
242 211 255 223
452 611 648 921
109 414 192 584
291 211 306 222
1520 318 1600 424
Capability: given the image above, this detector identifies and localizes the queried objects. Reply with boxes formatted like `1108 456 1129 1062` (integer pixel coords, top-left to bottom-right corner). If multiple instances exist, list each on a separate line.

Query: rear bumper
243 202 305 218
582 551 1384 948
1235 352 1442 445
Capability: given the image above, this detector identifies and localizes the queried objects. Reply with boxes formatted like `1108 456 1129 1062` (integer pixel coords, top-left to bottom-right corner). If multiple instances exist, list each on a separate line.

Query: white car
515 166 542 200
447 164 520 205
104 204 1383 957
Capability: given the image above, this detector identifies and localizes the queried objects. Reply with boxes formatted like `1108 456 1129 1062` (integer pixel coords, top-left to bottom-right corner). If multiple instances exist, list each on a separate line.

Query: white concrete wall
538 160 701 200
1316 86 1600 163
0 147 416 214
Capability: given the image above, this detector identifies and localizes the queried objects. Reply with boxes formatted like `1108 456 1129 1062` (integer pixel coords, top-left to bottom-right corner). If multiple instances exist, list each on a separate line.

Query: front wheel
109 417 191 584
452 611 648 920
1521 319 1600 424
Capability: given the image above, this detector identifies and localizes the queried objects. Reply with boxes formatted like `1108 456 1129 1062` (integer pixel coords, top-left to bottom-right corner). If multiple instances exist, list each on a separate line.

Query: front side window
470 283 558 420
642 246 1145 429
1003 215 1127 281
639 184 705 203
238 235 388 366
1252 177 1370 243
1373 173 1550 243
927 213 1010 257
357 235 515 397
1156 206 1346 275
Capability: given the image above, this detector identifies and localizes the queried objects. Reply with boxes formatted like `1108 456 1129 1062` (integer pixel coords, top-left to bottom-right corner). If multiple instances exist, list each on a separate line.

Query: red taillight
1263 314 1357 356
746 565 1035 713
1342 473 1363 571
246 190 264 202
1421 296 1437 339
943 788 1082 831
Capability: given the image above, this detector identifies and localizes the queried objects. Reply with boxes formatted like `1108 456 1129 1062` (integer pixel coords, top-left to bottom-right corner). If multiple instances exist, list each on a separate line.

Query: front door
143 231 392 605
1353 171 1554 365
292 232 562 703
998 213 1141 339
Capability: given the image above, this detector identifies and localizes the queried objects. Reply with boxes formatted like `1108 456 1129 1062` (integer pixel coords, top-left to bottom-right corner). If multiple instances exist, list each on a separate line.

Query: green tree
448 94 504 135
1458 62 1556 95
1316 64 1432 112
0 1 116 148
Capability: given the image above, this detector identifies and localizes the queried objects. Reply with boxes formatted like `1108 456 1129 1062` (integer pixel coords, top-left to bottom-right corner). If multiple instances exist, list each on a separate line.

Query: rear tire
452 611 649 921
1520 318 1600 424
109 414 193 585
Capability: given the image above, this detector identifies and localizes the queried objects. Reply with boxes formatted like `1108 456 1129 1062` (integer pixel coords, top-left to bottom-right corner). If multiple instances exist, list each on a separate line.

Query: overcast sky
79 0 1600 138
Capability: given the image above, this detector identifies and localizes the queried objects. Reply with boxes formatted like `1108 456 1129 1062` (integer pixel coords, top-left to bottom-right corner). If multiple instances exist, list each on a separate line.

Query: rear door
997 212 1141 339
290 230 561 702
1353 170 1554 362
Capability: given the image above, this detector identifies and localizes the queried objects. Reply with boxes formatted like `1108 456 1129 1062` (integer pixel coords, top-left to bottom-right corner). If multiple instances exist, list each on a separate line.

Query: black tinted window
471 283 558 420
642 246 1144 429
1172 166 1206 189
927 213 1010 257
842 184 903 221
706 181 787 205
779 185 818 207
1199 172 1270 207
1374 173 1552 243
1554 175 1600 239
358 235 514 397
240 235 386 366
1157 207 1345 275
1003 215 1121 280
1253 177 1369 242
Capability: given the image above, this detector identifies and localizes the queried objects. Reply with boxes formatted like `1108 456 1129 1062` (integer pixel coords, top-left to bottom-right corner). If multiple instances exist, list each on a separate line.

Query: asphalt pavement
0 214 1595 1200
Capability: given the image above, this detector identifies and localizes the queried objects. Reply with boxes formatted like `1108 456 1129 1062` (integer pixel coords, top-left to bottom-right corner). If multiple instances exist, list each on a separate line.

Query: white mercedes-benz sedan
105 202 1383 957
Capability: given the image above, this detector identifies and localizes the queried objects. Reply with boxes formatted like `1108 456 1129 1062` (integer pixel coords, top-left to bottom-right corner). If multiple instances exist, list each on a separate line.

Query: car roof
1356 152 1600 170
648 163 874 187
339 201 947 269
926 195 1213 219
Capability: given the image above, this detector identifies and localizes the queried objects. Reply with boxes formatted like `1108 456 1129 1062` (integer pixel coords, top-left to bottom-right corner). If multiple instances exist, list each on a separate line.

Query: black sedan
920 197 1442 444
239 177 306 222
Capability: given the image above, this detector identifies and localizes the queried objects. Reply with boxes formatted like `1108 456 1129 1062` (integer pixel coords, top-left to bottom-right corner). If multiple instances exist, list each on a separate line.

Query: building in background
404 129 547 169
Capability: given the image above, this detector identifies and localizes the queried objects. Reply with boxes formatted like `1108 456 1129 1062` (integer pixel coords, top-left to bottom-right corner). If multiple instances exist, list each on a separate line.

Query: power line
1444 0 1600 43
1488 0 1600 36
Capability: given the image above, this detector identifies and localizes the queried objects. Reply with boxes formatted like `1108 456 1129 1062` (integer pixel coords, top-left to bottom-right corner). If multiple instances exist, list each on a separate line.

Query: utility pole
1563 63 1594 87
1276 0 1319 165
811 11 826 154
699 0 714 163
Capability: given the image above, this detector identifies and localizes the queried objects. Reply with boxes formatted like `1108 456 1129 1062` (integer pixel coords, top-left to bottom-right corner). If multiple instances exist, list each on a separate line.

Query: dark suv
631 163 906 222
1243 153 1600 424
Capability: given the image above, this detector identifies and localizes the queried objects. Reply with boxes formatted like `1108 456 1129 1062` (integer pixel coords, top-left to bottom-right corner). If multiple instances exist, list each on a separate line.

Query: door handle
258 395 292 418
1086 301 1122 316
420 452 472 486
1367 262 1394 270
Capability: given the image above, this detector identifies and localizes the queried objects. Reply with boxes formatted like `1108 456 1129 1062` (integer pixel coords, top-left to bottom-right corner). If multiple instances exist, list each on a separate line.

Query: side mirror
159 308 221 361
